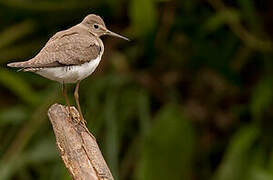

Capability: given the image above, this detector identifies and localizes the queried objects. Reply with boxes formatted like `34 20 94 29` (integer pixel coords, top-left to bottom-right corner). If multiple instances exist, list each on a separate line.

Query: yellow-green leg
74 81 85 124
62 83 72 117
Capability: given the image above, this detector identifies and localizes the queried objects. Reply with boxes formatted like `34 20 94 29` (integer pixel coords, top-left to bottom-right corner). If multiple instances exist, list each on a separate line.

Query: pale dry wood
48 103 114 180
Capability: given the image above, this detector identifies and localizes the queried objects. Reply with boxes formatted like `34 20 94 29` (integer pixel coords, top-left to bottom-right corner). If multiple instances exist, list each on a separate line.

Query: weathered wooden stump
48 104 114 180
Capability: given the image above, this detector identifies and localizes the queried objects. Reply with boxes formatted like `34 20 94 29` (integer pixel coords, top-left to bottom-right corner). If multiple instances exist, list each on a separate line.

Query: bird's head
81 14 129 41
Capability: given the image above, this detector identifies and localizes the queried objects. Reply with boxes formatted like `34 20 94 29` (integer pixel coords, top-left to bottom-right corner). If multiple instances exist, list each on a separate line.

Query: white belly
36 56 101 83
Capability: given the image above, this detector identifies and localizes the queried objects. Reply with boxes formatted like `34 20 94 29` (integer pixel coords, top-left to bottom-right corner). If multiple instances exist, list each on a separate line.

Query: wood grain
48 104 114 180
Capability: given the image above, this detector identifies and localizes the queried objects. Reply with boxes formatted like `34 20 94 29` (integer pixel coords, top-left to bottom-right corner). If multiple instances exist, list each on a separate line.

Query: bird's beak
105 29 130 41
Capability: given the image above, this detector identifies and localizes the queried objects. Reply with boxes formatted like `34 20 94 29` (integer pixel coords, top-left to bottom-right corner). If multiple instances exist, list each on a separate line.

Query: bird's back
7 25 102 70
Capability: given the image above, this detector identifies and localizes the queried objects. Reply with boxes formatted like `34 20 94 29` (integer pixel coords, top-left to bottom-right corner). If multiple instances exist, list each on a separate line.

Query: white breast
36 55 102 84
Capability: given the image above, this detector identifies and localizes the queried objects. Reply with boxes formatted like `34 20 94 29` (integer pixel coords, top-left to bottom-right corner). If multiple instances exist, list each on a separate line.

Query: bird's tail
7 61 28 68
7 61 42 72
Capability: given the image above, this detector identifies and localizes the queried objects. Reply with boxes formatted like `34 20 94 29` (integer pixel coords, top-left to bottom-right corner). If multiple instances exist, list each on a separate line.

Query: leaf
0 106 27 125
129 0 157 36
0 20 36 49
248 167 273 180
0 69 40 105
138 89 151 136
250 77 273 120
0 138 57 180
0 40 43 64
237 0 261 32
25 138 57 164
0 0 97 12
213 125 259 180
136 104 195 180
104 90 119 179
203 9 240 33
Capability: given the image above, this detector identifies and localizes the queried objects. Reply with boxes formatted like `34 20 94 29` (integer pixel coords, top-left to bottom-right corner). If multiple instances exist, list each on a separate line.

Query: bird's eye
93 24 99 29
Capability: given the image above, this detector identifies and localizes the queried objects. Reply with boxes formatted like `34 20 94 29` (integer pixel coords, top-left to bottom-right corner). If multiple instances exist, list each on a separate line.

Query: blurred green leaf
136 104 195 180
0 0 96 12
0 138 57 180
0 69 40 105
238 0 261 32
104 90 119 179
129 0 157 36
0 40 43 63
268 151 273 174
203 9 240 33
0 20 36 49
25 138 57 164
0 106 27 125
213 125 259 180
138 89 151 136
250 77 273 120
248 167 273 180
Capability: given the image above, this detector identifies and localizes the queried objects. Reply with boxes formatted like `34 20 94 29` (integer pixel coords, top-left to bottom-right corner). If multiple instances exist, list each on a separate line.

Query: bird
7 14 129 124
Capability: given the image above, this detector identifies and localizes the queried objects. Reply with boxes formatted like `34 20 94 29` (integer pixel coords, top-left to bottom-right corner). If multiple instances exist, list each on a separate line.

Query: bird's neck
74 24 104 54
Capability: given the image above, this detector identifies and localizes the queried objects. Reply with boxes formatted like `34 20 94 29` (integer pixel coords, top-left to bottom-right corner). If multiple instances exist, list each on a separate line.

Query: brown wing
8 30 101 68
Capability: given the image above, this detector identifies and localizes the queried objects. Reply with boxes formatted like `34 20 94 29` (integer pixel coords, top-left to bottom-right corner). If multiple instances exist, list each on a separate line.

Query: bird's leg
62 83 72 117
74 81 85 124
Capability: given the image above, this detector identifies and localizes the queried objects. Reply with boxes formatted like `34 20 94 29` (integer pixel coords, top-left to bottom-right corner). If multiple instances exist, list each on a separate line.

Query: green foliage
129 0 157 36
0 0 273 179
251 76 273 120
0 69 40 105
137 104 195 180
204 9 241 33
213 125 259 180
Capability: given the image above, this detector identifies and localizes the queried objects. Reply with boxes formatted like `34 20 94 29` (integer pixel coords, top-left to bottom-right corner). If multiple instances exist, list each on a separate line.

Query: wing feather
12 30 101 68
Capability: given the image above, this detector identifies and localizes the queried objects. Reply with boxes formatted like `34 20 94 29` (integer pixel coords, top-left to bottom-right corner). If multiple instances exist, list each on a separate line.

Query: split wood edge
48 104 114 180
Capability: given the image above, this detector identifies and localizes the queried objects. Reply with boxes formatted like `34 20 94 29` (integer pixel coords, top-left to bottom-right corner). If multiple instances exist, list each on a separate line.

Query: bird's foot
65 106 86 125
66 107 73 119
65 106 76 121
78 115 87 125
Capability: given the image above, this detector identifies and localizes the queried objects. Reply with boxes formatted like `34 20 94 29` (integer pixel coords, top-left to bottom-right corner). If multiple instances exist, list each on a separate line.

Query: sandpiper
7 14 129 123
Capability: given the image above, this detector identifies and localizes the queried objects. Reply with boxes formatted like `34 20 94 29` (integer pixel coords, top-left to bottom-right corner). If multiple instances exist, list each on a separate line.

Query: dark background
0 0 273 179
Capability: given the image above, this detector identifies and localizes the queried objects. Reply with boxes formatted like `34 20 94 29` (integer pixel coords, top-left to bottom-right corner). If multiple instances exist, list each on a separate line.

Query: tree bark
48 104 114 180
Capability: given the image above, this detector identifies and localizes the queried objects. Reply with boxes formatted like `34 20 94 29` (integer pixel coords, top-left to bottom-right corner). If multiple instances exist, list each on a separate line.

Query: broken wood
48 104 114 180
